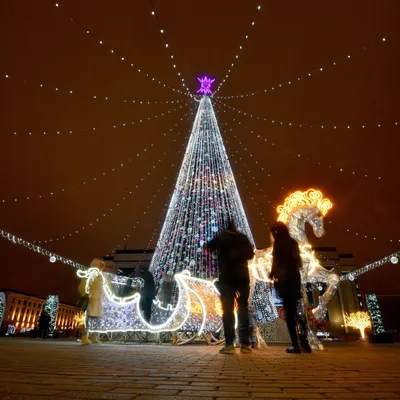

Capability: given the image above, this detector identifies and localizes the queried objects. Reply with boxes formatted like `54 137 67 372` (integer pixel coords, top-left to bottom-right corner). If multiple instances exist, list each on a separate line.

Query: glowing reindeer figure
250 189 339 321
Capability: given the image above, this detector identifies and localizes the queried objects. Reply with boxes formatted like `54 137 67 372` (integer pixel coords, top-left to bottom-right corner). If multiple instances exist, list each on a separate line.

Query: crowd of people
77 219 311 355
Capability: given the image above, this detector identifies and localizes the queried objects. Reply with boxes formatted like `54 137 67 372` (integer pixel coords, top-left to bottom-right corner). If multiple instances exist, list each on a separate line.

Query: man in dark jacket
38 311 50 339
135 267 156 323
207 220 254 354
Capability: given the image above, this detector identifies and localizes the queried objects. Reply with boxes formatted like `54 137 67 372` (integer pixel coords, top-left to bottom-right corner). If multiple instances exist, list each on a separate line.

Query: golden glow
277 189 332 224
344 312 371 339
74 312 86 327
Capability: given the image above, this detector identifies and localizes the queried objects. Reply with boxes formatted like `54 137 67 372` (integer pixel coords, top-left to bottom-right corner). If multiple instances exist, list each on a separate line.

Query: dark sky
0 1 399 315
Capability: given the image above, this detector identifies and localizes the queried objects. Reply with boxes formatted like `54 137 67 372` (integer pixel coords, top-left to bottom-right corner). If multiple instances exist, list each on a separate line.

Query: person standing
135 266 156 323
207 219 254 355
269 221 311 353
77 258 105 345
38 310 50 339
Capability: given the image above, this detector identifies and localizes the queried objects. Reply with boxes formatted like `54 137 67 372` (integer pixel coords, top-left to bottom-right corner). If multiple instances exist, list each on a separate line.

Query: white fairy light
52 1 189 97
34 111 196 244
218 99 397 131
218 36 387 99
213 4 263 96
7 105 183 137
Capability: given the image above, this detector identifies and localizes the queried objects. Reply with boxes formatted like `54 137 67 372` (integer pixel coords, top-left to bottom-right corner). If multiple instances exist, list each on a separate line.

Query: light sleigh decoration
77 268 222 343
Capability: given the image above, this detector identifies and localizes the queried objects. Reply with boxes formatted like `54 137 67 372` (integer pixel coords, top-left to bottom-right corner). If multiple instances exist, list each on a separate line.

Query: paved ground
0 339 399 400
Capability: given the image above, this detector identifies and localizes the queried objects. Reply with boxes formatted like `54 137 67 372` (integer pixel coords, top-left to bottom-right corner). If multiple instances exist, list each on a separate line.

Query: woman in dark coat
269 221 311 353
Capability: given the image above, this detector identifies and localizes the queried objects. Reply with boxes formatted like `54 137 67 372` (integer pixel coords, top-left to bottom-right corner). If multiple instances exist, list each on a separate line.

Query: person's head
90 258 105 271
270 221 291 240
226 219 237 232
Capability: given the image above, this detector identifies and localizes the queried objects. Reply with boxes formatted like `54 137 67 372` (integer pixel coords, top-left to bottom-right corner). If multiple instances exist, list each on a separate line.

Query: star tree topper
197 76 215 95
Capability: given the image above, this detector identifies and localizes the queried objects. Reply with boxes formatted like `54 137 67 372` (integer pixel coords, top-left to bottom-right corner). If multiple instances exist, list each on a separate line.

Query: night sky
1 1 399 324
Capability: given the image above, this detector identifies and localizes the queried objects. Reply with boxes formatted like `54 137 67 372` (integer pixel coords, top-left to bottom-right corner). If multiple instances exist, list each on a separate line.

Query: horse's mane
277 189 333 224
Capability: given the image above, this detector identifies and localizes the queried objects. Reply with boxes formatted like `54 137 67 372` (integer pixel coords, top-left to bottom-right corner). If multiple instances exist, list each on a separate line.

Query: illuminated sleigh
77 269 223 345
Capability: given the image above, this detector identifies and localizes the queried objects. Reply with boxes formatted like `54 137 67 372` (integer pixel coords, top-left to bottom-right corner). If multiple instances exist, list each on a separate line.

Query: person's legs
219 283 236 348
283 297 300 349
144 298 152 323
237 284 250 346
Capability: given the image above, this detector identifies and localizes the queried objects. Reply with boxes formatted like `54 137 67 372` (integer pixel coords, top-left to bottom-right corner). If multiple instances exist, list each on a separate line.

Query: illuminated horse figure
77 268 223 345
250 189 339 321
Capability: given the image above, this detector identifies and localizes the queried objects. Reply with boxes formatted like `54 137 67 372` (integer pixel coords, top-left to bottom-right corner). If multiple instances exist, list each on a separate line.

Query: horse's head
277 189 333 242
306 207 326 238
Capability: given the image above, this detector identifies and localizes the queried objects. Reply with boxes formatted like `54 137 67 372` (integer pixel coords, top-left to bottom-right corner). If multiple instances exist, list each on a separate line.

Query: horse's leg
312 268 340 321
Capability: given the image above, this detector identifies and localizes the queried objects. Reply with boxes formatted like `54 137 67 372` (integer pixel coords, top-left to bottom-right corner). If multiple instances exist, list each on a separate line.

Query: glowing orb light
391 256 398 264
49 256 56 263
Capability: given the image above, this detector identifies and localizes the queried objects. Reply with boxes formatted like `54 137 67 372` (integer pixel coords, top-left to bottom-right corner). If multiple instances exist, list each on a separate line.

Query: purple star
197 76 215 95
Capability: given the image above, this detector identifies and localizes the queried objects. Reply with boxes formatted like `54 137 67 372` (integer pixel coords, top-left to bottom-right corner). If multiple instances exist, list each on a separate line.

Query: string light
341 251 400 281
222 104 400 244
219 37 388 99
51 1 189 97
34 111 196 244
3 109 192 205
213 4 263 96
113 116 192 251
149 1 192 97
9 105 184 136
0 229 86 269
217 98 398 131
365 294 385 335
3 72 185 105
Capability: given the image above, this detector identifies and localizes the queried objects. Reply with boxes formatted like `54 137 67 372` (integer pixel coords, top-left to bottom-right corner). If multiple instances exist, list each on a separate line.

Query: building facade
312 247 362 337
0 290 80 332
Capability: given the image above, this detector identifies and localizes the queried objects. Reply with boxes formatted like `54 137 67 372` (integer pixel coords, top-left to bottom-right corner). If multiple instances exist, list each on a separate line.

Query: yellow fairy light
277 189 332 224
344 312 371 339
73 312 86 327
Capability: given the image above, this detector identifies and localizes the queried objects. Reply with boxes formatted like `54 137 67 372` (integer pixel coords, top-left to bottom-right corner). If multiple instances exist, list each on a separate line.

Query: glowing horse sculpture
250 189 339 321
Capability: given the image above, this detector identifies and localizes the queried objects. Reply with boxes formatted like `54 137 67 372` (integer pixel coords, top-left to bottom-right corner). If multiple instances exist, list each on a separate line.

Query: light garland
0 229 86 269
33 112 195 244
43 295 59 336
213 3 263 96
344 311 371 339
51 1 189 97
149 1 192 97
9 105 183 136
216 105 392 184
341 251 400 281
3 111 193 206
3 73 185 105
0 292 5 329
218 98 398 131
112 114 192 251
365 294 385 335
216 107 400 243
218 37 387 99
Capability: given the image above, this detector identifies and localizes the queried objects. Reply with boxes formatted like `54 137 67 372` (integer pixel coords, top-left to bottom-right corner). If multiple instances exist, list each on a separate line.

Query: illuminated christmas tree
150 77 276 322
44 295 59 337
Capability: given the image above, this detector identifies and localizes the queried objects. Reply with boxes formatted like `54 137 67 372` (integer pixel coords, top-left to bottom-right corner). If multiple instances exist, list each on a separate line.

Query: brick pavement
0 339 399 400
